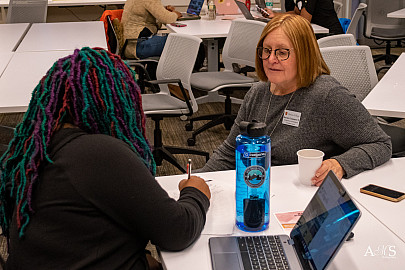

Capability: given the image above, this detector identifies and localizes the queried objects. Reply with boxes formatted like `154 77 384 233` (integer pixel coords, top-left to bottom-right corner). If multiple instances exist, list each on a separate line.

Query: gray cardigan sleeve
320 83 392 178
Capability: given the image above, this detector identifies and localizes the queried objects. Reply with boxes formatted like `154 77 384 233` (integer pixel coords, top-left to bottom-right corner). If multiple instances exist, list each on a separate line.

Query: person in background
0 47 210 270
198 14 391 186
121 0 181 59
263 0 344 35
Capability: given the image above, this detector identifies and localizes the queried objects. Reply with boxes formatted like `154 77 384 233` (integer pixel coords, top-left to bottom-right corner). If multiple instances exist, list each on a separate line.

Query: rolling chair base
153 146 209 173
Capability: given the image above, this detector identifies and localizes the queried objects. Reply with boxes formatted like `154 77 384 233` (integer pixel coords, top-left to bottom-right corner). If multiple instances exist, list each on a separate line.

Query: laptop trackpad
212 253 242 270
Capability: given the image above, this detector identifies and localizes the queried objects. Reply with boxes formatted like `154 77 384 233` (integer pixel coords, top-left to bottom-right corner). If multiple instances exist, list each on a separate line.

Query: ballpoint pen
187 158 192 179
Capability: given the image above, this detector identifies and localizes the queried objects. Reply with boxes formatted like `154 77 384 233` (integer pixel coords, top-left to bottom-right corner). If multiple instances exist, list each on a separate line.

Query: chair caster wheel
185 123 193 131
187 138 196 146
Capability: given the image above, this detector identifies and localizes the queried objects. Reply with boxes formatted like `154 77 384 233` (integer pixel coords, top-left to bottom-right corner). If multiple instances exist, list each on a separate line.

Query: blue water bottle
236 120 271 232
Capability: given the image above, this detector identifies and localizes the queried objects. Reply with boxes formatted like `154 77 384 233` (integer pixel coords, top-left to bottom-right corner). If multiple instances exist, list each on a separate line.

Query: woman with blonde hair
199 14 391 186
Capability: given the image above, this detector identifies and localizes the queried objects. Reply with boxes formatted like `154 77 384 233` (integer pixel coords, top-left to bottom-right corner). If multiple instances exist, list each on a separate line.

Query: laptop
178 0 204 21
209 170 361 270
234 0 270 23
215 0 240 15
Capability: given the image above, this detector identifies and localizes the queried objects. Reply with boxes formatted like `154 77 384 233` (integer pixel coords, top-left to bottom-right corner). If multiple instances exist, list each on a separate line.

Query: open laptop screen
290 171 361 270
186 0 205 15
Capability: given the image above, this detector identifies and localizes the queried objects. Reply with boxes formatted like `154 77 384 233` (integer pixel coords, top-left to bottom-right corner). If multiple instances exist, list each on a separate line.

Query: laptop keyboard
237 236 290 270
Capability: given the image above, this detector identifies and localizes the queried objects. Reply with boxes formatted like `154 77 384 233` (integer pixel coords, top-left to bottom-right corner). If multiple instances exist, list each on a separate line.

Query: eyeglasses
257 47 292 61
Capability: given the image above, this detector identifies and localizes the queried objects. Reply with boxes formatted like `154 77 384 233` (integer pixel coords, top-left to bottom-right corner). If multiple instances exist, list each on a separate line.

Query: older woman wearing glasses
199 14 391 186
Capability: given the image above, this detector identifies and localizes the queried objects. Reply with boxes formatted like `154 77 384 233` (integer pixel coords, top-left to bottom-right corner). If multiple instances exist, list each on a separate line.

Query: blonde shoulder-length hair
255 14 330 89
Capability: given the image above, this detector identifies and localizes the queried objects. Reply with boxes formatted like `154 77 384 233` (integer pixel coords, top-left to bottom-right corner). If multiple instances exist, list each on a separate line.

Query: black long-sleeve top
6 128 209 270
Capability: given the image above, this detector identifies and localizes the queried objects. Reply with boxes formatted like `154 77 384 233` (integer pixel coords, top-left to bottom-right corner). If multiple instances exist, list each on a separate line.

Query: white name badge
282 110 301 127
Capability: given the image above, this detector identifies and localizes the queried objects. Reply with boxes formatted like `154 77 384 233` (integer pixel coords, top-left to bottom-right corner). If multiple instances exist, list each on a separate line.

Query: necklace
264 86 296 137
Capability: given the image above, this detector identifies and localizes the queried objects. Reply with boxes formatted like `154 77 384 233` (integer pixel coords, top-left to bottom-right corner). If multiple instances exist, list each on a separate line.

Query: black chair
104 13 159 92
379 122 405 158
364 0 405 69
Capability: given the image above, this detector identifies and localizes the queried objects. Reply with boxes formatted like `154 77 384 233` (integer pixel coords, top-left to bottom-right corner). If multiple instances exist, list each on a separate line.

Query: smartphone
170 23 187 27
256 5 270 16
360 184 405 202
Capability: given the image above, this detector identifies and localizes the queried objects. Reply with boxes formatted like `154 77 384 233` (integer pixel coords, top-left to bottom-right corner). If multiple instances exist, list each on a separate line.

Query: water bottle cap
239 120 267 137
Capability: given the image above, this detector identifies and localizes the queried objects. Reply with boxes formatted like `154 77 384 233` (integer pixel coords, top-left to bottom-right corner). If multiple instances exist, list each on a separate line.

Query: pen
187 158 192 179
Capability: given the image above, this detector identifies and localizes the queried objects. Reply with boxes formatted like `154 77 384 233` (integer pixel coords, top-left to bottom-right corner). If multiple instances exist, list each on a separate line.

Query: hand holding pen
178 159 211 199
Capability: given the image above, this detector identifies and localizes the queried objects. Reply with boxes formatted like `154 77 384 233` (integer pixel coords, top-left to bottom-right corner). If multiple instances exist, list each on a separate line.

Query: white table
0 50 73 113
0 52 13 78
0 0 126 23
387 8 405 18
166 16 329 71
157 165 405 269
16 21 107 52
0 23 30 52
362 53 405 118
343 157 405 243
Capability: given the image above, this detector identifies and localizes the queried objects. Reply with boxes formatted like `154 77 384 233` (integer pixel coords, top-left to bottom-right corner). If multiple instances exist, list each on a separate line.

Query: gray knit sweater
199 75 392 178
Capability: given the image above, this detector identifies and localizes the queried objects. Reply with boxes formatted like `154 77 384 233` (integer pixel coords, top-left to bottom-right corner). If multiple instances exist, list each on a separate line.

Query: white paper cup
297 149 324 186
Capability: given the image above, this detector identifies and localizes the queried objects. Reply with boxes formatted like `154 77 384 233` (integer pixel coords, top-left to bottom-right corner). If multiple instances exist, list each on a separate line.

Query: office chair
317 34 357 48
186 19 266 146
102 10 159 92
346 3 367 40
6 0 48 23
364 0 405 66
378 122 405 158
141 33 209 173
320 45 378 102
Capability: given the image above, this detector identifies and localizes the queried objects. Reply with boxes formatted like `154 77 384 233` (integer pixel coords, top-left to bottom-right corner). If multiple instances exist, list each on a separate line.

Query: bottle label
244 165 266 188
243 152 267 158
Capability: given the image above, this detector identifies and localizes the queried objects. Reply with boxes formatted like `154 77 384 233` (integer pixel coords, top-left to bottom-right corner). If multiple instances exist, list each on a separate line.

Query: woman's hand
165 5 175 12
179 176 211 200
174 10 182 19
263 8 275 18
311 159 345 186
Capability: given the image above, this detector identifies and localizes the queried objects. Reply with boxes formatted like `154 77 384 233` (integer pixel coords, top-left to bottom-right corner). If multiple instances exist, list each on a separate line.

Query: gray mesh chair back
222 19 266 72
153 33 201 114
141 33 208 173
346 3 367 39
318 34 357 48
6 0 48 24
320 45 378 101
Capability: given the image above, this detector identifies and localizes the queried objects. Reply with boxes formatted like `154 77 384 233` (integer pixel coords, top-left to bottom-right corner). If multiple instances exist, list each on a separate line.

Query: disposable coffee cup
297 149 324 186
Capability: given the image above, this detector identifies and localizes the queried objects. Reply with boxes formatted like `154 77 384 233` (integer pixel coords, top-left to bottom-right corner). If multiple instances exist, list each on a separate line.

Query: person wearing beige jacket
121 0 181 59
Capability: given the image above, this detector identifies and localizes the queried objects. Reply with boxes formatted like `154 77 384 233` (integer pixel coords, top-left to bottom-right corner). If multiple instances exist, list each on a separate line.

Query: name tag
282 110 301 127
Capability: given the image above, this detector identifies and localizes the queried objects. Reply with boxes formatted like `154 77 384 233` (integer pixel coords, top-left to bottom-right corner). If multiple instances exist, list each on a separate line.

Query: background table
387 8 405 18
0 52 13 78
0 50 73 113
362 53 405 118
166 16 329 71
16 21 107 52
157 163 405 269
0 23 29 52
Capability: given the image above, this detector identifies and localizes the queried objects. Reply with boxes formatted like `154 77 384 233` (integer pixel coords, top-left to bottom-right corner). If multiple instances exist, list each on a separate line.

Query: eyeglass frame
256 47 293 61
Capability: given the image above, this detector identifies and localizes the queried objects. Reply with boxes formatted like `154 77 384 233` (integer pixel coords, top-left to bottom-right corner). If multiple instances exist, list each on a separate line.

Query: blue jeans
136 35 168 59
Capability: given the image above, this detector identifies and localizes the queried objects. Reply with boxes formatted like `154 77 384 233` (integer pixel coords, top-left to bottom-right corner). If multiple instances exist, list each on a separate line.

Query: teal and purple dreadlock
0 47 155 238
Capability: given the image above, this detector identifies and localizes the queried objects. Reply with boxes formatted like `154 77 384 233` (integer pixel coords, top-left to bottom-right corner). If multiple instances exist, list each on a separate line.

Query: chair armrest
148 79 193 116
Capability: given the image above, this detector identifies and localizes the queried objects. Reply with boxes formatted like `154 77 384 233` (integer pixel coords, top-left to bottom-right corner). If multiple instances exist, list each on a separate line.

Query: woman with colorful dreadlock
0 47 210 270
